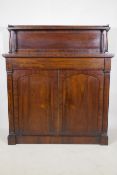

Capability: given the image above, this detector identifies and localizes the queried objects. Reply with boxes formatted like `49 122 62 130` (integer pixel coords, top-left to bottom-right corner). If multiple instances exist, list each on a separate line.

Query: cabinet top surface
3 53 114 58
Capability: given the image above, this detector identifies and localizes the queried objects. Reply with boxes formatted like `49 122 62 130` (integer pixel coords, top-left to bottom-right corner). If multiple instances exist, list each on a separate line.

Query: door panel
59 70 104 135
13 69 104 137
13 70 58 135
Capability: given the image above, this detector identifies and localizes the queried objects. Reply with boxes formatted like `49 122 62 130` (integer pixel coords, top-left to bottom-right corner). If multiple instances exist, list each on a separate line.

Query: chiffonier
3 25 113 145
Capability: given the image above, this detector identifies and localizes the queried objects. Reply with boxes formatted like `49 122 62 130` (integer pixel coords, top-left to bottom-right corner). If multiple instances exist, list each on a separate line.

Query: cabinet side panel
102 58 111 134
7 73 15 134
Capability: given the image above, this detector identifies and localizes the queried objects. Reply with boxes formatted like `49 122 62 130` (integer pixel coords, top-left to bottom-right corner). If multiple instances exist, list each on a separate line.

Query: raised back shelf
8 25 109 55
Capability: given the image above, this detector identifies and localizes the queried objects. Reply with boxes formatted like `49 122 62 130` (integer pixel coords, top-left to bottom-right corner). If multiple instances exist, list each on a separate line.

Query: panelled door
13 69 58 135
13 69 104 136
59 70 104 136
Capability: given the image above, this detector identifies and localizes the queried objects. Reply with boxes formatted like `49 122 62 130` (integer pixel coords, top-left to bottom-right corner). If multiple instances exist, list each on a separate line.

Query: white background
0 0 117 175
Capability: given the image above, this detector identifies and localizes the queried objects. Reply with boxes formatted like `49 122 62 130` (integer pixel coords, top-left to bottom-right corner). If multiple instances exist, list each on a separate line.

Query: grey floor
0 126 117 175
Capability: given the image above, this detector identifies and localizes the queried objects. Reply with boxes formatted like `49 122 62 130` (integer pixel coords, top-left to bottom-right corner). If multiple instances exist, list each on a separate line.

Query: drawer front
7 58 104 70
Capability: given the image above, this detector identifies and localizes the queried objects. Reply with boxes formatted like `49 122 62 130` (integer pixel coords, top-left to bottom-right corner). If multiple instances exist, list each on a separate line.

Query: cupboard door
59 70 104 136
13 70 58 135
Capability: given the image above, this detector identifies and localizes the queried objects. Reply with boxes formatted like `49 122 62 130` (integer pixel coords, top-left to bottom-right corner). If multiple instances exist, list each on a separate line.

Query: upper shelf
3 25 114 58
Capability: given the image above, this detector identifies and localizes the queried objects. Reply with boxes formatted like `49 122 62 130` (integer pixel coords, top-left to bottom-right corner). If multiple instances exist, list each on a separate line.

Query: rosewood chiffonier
3 25 113 145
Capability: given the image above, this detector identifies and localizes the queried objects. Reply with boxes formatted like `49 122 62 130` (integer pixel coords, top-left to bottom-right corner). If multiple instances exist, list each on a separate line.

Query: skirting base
8 134 108 145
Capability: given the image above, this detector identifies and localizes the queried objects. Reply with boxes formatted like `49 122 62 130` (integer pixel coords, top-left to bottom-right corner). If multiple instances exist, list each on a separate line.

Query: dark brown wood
5 58 105 70
5 25 112 56
59 70 104 136
13 70 58 135
7 25 110 30
3 25 113 145
3 53 113 58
